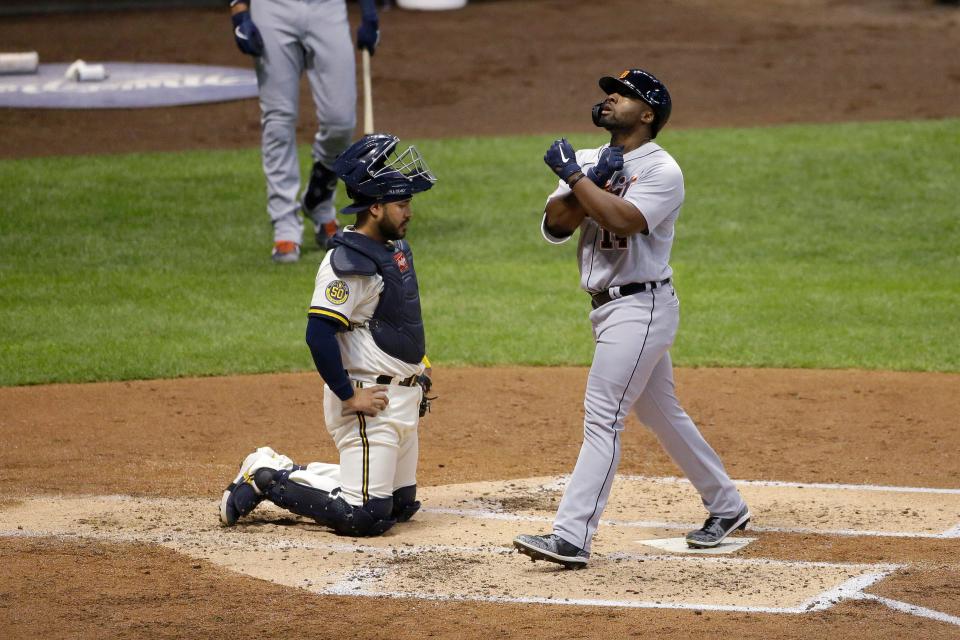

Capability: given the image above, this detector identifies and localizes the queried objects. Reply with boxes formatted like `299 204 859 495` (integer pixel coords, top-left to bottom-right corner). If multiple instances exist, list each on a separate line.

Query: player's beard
378 215 406 240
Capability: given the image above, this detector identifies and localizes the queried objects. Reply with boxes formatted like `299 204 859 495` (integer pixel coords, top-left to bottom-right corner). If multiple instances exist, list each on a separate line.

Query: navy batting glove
232 10 264 57
587 145 624 187
544 138 581 182
357 14 380 54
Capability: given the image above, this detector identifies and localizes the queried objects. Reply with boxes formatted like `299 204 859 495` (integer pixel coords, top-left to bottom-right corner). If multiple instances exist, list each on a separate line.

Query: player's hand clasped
587 145 624 187
231 9 264 57
342 384 390 417
544 138 582 183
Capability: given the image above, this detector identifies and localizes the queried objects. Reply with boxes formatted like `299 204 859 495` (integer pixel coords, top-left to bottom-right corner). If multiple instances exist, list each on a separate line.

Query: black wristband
567 171 586 189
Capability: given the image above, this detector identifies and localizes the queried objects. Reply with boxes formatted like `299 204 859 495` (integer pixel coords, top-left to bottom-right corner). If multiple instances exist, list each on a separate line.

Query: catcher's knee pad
392 485 421 523
318 495 396 537
331 495 396 537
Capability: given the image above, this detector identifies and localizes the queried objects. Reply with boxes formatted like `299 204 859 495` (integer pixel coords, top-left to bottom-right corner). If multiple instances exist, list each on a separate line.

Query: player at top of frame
229 0 380 263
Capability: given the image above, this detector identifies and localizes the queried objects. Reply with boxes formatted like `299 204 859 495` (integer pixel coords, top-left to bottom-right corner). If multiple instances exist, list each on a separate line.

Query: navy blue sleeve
305 316 355 401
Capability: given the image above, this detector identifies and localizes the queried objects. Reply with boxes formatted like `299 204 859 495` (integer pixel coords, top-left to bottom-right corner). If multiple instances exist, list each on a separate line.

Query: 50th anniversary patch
325 280 350 305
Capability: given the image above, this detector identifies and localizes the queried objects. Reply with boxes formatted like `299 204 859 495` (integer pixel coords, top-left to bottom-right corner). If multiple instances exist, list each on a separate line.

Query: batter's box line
545 474 960 495
325 571 895 616
420 507 960 539
617 475 960 495
330 567 960 627
853 593 960 627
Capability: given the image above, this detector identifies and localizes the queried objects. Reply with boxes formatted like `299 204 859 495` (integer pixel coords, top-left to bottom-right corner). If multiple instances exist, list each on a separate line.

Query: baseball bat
362 49 374 134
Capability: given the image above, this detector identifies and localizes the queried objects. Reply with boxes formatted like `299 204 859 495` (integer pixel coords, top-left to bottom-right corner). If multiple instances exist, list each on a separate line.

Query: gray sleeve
622 162 684 231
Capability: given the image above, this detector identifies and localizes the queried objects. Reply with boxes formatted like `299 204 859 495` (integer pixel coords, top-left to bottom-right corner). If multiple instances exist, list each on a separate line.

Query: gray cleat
685 506 751 548
513 533 589 569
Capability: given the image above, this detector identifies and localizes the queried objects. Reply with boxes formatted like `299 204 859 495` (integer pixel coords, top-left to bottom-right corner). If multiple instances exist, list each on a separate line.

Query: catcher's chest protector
330 232 426 364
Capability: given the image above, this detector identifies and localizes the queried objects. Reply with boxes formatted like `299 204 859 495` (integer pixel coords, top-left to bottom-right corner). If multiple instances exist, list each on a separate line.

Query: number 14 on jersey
599 228 628 250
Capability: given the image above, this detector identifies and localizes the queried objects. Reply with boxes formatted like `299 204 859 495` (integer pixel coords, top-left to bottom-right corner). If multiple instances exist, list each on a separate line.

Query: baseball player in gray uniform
229 0 380 263
218 134 436 536
513 69 750 569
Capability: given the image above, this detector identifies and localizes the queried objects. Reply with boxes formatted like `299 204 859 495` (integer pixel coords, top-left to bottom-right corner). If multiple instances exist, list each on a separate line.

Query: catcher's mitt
417 374 437 417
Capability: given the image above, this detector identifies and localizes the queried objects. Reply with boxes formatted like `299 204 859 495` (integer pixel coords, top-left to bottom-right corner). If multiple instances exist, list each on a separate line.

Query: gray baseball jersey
541 141 746 553
542 142 682 290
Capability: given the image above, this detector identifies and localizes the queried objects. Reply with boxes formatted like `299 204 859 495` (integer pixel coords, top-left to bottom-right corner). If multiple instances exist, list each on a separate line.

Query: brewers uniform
219 134 435 537
515 69 749 568
302 231 426 508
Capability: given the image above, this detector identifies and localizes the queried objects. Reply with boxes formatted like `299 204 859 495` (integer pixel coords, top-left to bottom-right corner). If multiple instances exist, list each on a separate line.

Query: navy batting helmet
597 69 672 137
334 133 436 214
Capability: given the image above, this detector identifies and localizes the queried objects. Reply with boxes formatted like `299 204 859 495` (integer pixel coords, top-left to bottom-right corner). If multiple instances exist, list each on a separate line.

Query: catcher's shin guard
264 470 397 537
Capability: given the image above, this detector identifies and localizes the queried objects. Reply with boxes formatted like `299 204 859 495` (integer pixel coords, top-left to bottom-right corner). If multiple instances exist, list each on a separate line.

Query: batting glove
232 10 264 57
357 14 380 55
544 138 581 182
586 145 624 187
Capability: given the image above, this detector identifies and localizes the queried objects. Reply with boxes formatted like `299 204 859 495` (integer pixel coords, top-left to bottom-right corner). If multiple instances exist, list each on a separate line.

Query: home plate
636 537 756 555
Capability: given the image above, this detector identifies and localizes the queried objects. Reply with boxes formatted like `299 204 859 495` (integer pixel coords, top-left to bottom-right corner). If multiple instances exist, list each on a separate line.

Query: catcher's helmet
597 69 672 137
334 133 436 214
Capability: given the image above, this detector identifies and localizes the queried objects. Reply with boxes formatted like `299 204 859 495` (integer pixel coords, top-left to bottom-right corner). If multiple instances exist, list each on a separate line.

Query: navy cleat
513 533 589 570
685 506 751 548
218 447 294 526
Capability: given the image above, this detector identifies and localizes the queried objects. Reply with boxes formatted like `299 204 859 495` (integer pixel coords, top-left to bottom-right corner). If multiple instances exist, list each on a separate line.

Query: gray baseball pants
251 0 357 243
553 284 746 552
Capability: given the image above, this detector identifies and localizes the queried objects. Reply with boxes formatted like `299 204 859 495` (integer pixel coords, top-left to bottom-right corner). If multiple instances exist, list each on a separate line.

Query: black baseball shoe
513 533 589 569
685 506 751 548
218 447 293 526
314 219 339 251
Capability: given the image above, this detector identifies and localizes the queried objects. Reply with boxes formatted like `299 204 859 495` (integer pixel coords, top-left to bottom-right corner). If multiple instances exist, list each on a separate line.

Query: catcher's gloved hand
417 374 436 418
544 138 581 182
587 145 624 187
357 14 380 54
231 10 264 57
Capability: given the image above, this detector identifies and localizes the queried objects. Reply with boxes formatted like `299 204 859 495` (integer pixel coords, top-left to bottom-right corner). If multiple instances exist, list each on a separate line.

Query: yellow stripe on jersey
354 380 370 503
308 306 349 327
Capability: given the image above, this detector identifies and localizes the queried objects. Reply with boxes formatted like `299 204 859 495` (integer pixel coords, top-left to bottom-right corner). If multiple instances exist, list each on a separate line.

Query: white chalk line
326 569 898 615
854 593 960 627
617 475 960 495
422 507 959 539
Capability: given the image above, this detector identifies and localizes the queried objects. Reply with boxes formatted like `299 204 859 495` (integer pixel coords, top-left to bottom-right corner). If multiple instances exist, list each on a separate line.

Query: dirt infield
3 368 960 637
2 0 960 638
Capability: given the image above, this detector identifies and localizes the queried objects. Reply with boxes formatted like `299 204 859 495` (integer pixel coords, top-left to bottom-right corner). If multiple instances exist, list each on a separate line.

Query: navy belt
375 374 419 386
590 278 671 309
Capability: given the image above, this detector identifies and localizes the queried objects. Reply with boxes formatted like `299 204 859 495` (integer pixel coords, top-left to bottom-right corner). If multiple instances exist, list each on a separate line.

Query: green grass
1 119 958 385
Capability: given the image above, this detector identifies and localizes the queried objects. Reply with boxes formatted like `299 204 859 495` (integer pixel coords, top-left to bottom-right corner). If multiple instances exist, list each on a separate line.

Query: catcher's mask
593 68 672 137
334 133 437 214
